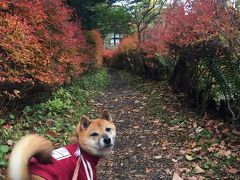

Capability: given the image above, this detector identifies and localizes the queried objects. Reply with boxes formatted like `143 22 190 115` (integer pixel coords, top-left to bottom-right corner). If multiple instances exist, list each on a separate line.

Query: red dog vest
30 144 100 180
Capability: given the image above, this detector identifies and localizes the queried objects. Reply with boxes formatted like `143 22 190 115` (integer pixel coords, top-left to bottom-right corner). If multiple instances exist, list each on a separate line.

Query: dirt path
92 69 240 180
93 69 173 179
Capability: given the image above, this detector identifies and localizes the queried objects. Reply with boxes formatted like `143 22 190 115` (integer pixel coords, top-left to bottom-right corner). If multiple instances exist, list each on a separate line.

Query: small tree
93 4 131 38
66 0 118 30
126 0 166 45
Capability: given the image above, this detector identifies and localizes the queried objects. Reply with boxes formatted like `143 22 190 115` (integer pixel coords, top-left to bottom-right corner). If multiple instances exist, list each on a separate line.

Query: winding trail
93 69 173 179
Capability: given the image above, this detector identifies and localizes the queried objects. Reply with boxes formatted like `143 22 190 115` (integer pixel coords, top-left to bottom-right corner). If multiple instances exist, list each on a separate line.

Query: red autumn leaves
142 0 239 57
0 0 102 86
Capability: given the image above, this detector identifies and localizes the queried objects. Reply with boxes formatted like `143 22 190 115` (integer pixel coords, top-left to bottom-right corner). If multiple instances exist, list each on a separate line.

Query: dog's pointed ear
101 109 112 121
80 115 91 130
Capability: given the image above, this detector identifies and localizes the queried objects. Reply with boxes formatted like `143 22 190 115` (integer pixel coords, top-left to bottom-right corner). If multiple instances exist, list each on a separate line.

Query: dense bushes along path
94 69 240 179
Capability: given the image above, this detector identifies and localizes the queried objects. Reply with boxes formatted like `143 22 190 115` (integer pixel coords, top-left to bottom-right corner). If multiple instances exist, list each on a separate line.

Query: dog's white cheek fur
85 139 98 149
85 139 113 156
99 138 105 148
108 131 116 144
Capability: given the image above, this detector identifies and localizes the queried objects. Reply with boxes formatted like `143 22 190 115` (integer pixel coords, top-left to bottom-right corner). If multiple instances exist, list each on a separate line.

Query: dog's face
75 110 116 157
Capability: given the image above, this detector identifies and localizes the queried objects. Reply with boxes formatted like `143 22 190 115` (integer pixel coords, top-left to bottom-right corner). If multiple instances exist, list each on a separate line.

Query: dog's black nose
103 138 111 145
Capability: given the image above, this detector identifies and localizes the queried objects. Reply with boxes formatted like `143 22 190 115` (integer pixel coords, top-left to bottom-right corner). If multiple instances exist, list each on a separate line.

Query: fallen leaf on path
191 147 202 153
217 150 231 157
132 109 140 112
232 130 240 135
165 168 172 175
134 100 140 104
188 176 200 180
145 168 152 173
179 149 185 155
195 127 204 134
46 130 57 137
191 141 197 148
154 155 162 160
184 149 192 154
133 126 139 129
169 126 180 131
185 154 194 161
178 168 191 173
95 103 103 106
193 122 197 128
207 143 219 153
226 168 240 174
172 172 183 180
198 176 205 180
193 163 205 174
222 128 229 134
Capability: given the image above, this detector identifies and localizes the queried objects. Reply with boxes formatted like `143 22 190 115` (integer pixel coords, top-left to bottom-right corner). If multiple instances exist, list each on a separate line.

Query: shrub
84 30 104 68
0 0 105 112
0 0 87 86
115 34 138 55
106 34 141 71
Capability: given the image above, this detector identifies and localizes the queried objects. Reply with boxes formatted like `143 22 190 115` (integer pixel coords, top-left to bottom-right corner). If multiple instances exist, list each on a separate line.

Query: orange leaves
105 34 138 57
0 1 9 10
117 34 138 54
103 49 114 59
102 34 138 65
0 0 91 86
0 13 42 70
87 30 104 68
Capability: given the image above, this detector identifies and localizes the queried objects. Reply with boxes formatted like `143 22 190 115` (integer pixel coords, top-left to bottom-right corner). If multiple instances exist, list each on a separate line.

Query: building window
109 33 123 47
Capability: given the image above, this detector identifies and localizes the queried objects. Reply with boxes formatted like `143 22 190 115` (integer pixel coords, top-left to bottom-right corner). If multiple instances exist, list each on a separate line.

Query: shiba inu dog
8 110 116 180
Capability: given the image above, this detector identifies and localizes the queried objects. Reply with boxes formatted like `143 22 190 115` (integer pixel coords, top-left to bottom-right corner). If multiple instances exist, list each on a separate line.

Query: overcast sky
114 0 182 6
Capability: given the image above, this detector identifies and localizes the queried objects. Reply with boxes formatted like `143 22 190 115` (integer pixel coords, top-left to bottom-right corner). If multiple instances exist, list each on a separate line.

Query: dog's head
74 110 116 157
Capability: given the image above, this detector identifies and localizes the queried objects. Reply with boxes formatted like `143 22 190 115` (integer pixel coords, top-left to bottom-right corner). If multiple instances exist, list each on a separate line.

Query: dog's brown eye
91 132 99 137
106 128 111 132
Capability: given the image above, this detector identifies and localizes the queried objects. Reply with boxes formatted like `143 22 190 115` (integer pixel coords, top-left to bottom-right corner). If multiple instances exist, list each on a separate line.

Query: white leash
72 157 81 180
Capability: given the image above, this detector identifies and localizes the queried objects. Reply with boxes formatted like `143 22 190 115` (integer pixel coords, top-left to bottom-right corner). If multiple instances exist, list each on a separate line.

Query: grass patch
0 68 109 167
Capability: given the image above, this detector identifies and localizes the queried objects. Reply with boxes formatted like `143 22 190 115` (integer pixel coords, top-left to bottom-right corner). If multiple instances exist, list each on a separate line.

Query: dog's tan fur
8 110 116 180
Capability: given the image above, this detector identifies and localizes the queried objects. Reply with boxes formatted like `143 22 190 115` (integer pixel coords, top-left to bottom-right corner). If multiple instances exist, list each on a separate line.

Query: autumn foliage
142 0 239 59
103 49 115 59
85 30 104 68
103 34 137 59
0 0 105 111
116 34 138 54
0 0 92 87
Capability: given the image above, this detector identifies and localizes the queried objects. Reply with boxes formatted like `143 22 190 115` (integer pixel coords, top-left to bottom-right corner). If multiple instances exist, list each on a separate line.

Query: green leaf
0 119 6 125
24 106 32 113
9 114 15 120
0 159 8 166
0 145 9 153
